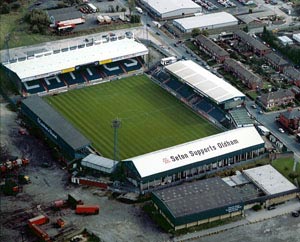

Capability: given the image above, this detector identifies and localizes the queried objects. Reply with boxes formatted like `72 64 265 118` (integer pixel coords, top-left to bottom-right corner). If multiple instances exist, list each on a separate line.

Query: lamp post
112 118 121 163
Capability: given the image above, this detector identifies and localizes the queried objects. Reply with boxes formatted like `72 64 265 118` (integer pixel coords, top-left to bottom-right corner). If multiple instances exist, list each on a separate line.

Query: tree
191 28 200 38
116 5 119 12
130 14 140 23
243 25 249 33
128 0 135 16
1 2 10 14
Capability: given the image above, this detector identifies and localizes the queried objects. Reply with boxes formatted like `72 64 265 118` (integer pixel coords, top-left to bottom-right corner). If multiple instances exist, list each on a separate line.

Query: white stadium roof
243 165 297 195
165 60 245 104
126 127 264 179
142 0 201 15
173 12 238 31
4 38 148 82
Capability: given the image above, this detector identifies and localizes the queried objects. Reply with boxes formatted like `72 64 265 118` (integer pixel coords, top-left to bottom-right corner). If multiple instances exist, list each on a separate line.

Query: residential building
259 89 295 110
264 53 289 72
283 66 300 86
234 30 271 56
278 108 300 134
195 35 229 63
224 58 262 89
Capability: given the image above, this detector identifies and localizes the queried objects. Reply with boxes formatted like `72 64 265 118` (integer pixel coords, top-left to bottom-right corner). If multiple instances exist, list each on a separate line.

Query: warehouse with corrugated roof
173 12 238 33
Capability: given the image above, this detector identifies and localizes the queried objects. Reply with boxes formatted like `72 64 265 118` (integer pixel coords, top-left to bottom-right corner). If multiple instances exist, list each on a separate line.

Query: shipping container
28 215 49 226
78 178 108 189
29 223 51 242
75 205 99 215
53 199 67 208
68 194 84 209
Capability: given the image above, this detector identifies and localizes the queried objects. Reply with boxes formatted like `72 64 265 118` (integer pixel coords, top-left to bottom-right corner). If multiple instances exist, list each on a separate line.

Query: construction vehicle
75 205 99 215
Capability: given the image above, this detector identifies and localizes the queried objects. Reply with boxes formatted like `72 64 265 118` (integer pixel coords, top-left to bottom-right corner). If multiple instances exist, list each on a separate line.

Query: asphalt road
246 99 300 157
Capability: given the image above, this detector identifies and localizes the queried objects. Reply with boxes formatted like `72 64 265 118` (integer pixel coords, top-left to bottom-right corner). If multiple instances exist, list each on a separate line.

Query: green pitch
45 75 220 160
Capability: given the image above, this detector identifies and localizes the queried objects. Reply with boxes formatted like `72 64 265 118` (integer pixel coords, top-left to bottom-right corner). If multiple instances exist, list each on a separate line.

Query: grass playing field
45 75 220 160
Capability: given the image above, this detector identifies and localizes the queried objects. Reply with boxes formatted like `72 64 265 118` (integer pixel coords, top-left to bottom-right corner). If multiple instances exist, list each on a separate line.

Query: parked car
278 128 285 133
291 211 299 217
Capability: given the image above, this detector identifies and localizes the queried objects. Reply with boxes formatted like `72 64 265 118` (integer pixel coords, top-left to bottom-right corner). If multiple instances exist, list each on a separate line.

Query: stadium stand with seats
121 58 142 72
100 63 124 77
208 107 226 122
177 85 194 99
196 99 214 113
165 78 183 91
81 66 102 81
23 80 46 94
60 71 86 85
44 76 66 91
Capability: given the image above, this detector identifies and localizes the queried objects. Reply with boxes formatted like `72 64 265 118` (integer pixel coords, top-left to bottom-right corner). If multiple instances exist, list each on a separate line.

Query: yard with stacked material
45 75 220 159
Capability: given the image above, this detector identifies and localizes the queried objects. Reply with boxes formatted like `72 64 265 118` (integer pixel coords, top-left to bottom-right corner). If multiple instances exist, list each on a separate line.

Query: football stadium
4 32 267 193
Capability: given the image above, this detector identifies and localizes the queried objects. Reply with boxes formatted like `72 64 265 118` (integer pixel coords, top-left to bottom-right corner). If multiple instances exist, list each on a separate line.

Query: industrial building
81 154 117 174
2 37 148 96
292 33 300 44
124 127 265 192
278 36 293 46
21 96 90 159
140 0 202 20
47 7 85 27
165 60 245 109
173 12 238 33
152 177 244 230
152 165 299 230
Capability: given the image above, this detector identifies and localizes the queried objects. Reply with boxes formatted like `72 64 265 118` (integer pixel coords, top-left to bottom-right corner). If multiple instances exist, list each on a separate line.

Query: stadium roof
229 108 254 127
4 38 148 82
126 127 264 179
165 60 245 104
243 165 297 195
82 154 115 169
22 96 90 151
153 177 243 219
173 12 238 31
142 0 201 15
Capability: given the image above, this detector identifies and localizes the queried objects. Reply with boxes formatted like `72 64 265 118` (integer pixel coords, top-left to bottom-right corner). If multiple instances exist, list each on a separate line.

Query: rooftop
264 52 289 66
82 154 116 169
153 177 243 219
173 12 238 30
243 165 297 195
4 38 148 82
260 89 294 102
165 60 245 104
125 127 264 179
284 66 300 81
280 108 300 119
234 30 270 51
141 0 201 15
224 58 261 85
22 96 90 151
229 108 254 127
47 7 82 22
196 35 229 57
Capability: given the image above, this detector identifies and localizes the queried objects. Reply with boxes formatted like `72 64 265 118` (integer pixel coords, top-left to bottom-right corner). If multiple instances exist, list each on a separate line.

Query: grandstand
165 60 245 109
152 65 228 126
2 36 148 96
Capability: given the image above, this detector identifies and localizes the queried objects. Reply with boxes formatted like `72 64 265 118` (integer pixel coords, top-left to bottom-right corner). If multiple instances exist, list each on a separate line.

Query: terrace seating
82 66 102 81
196 99 214 113
60 71 85 85
122 58 142 72
44 76 66 90
177 85 194 99
208 107 226 122
100 63 124 76
154 71 170 83
165 78 183 91
23 79 46 94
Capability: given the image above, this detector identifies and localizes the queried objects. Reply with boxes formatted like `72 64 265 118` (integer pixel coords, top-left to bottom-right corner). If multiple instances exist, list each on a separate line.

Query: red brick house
278 108 300 134
259 89 295 110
